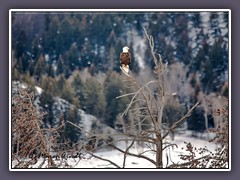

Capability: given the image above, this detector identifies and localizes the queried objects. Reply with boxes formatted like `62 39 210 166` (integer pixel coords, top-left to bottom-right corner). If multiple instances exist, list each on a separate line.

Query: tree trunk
155 132 163 168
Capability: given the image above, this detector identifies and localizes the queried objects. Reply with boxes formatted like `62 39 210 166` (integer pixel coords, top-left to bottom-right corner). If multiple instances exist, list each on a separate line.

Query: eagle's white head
122 46 130 53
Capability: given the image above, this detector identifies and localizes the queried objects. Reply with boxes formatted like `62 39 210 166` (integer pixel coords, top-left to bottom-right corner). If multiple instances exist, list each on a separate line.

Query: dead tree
115 28 199 168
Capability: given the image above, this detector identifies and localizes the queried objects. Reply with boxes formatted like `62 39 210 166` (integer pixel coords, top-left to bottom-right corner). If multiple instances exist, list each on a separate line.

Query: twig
116 92 138 99
107 141 156 166
138 149 157 156
123 137 136 168
167 155 210 168
88 152 121 168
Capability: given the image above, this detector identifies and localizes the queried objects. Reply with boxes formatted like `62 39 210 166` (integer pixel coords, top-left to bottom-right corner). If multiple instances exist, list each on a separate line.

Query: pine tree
16 57 24 74
174 14 190 63
104 71 129 127
187 107 206 136
56 75 75 104
14 30 27 59
162 100 185 127
56 75 66 95
28 61 35 76
82 77 105 118
60 83 75 105
65 43 80 71
12 67 20 81
34 54 46 81
71 73 84 107
39 76 57 127
39 90 55 127
60 108 82 145
44 15 60 59
31 34 42 59
56 55 64 76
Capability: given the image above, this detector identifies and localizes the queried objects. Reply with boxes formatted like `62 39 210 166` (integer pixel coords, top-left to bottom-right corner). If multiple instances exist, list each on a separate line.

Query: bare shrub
12 89 55 168
171 98 229 168
208 98 229 168
11 88 79 168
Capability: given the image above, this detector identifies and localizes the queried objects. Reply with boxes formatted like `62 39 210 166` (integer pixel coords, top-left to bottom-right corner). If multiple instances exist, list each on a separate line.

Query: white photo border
9 9 231 171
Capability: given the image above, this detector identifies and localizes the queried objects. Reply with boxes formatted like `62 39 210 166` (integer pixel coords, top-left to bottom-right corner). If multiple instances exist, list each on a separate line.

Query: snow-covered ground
73 135 216 169
12 133 217 170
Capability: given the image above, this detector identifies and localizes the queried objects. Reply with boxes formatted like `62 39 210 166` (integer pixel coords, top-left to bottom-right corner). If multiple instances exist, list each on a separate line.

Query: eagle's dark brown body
120 46 131 74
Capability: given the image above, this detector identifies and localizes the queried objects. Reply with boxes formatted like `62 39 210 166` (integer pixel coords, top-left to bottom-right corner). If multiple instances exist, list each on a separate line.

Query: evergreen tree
56 55 64 76
47 64 55 78
28 60 35 76
56 75 77 104
34 54 46 81
203 38 227 93
20 73 36 92
60 108 82 145
39 76 57 127
65 43 80 71
82 77 106 118
60 82 75 105
56 75 66 95
44 15 60 59
71 73 84 107
162 101 185 127
104 71 129 127
31 34 42 59
12 67 20 81
14 30 27 59
39 91 55 127
60 16 80 52
187 107 206 136
40 75 58 97
16 57 24 74
174 14 190 63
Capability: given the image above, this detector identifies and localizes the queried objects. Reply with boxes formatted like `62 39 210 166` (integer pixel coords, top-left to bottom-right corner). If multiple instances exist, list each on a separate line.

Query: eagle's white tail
121 64 129 73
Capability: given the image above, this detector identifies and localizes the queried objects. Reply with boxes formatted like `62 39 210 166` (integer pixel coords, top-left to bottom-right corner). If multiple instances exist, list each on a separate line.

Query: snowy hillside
12 80 116 139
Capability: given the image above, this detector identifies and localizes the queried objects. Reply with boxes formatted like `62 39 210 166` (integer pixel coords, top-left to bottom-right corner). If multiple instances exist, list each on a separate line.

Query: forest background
11 11 229 152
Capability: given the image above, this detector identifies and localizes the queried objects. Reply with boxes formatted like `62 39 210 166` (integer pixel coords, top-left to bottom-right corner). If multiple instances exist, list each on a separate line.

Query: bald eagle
120 46 131 74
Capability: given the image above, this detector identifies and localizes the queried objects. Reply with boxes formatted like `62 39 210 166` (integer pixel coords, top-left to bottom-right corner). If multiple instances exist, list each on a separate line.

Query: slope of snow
12 133 218 170
72 135 216 169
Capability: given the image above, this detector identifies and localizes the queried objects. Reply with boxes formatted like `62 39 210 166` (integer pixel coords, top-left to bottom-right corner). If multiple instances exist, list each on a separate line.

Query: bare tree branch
107 142 156 166
123 137 136 168
167 155 210 168
88 152 121 168
162 102 199 139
